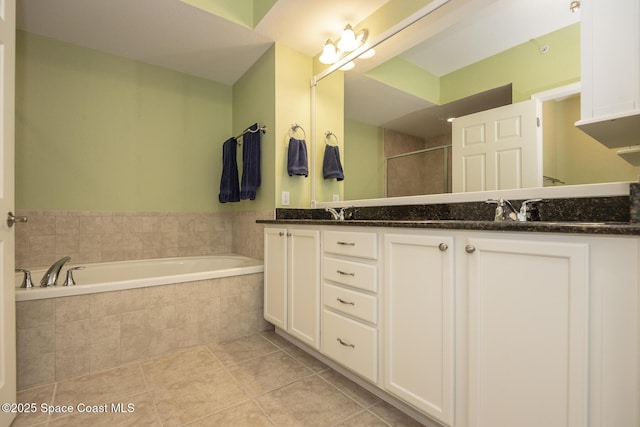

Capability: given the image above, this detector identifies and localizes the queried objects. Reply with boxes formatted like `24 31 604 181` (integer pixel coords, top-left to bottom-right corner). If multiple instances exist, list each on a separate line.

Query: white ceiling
402 0 580 76
16 0 389 85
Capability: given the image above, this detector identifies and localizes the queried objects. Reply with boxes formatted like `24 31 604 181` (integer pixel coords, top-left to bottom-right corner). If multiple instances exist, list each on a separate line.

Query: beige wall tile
147 285 175 307
120 310 149 337
149 329 176 356
119 287 148 313
18 274 266 386
17 352 55 390
55 295 91 323
90 339 121 371
90 315 121 343
197 298 220 322
198 319 220 345
175 324 199 349
17 325 55 356
148 305 176 332
120 334 150 363
90 291 122 318
16 300 54 330
55 347 90 380
55 320 90 350
175 302 198 326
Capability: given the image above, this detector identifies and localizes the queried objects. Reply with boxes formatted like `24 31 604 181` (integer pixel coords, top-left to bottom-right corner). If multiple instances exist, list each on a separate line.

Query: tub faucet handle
15 268 34 288
62 266 85 286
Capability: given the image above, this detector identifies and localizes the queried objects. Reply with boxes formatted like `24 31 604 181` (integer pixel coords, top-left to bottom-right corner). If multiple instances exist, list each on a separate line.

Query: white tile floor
12 331 427 427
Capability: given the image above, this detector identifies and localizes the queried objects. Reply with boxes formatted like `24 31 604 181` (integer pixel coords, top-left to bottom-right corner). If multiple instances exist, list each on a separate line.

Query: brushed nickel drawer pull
337 241 355 246
336 298 355 306
337 338 355 348
336 270 355 277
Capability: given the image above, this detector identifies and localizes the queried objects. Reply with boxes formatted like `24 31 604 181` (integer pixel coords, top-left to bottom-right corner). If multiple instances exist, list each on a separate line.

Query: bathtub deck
12 332 424 427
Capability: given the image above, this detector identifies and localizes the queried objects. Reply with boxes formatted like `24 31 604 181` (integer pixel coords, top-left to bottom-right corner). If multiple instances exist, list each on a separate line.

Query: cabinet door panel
264 228 287 329
384 233 454 426
466 238 588 427
288 229 321 348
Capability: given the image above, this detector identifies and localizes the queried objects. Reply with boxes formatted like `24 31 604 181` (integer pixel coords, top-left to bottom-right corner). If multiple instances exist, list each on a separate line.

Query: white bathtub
15 255 264 302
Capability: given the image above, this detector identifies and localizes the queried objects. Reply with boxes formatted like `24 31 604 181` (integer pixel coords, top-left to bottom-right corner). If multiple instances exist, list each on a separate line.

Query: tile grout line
134 361 164 426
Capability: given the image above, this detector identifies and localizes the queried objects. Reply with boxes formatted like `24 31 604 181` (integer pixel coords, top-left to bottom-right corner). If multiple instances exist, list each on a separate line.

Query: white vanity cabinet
383 232 455 426
459 232 639 427
263 226 320 349
265 223 640 427
321 229 379 383
577 0 640 147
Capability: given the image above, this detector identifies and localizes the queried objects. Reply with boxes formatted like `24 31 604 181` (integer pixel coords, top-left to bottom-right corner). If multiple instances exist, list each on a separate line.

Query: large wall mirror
313 0 640 204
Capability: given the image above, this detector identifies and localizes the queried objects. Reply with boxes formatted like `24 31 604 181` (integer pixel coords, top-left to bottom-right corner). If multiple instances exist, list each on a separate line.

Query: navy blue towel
240 123 261 200
323 145 344 181
287 137 308 177
218 137 240 203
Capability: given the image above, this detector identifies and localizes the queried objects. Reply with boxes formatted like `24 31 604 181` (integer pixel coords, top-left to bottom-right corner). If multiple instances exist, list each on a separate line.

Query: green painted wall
365 57 440 103
344 119 384 200
361 23 580 106
230 45 276 212
315 71 345 203
180 0 277 27
275 44 312 208
16 31 233 212
441 23 580 103
544 95 640 185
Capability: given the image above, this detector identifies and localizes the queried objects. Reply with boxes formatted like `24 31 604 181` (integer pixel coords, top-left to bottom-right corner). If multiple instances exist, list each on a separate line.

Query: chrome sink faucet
486 198 545 222
486 199 518 221
325 207 346 221
40 256 71 287
517 199 544 222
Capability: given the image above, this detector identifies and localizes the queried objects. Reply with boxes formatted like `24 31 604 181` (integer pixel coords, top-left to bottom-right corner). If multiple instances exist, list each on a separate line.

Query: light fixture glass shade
359 48 375 59
319 39 338 64
569 0 580 12
337 24 358 52
339 61 355 71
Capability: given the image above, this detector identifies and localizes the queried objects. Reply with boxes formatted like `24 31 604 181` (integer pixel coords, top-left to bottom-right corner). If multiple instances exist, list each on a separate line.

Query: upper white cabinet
577 0 640 147
264 226 320 349
384 232 455 426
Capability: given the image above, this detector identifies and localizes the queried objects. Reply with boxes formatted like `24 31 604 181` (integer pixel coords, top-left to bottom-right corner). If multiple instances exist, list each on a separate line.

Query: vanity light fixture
319 39 339 64
339 61 355 71
318 24 374 67
569 1 580 13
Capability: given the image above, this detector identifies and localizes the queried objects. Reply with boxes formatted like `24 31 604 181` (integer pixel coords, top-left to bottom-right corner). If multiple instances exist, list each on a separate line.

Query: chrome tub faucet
40 256 71 287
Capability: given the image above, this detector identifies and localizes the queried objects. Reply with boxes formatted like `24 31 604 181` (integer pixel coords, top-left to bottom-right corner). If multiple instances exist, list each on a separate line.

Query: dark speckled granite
630 183 640 223
263 195 640 235
276 196 631 222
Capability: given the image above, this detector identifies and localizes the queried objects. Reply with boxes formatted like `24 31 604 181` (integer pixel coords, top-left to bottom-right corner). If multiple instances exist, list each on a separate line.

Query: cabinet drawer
324 230 377 259
323 283 377 324
323 257 377 292
322 309 378 383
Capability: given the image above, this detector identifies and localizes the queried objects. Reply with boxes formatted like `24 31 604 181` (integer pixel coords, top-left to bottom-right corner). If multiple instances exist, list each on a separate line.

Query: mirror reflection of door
452 99 542 192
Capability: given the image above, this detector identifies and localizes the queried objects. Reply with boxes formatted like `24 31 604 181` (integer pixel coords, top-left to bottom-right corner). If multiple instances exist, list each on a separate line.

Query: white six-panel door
0 0 16 425
452 100 542 192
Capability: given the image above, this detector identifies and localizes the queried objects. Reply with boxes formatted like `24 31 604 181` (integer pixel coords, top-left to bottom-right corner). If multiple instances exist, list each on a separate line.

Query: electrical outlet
281 191 290 206
332 194 340 202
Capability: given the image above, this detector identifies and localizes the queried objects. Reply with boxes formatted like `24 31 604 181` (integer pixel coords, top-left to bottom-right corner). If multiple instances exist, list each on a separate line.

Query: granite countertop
257 218 640 236
258 194 640 236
